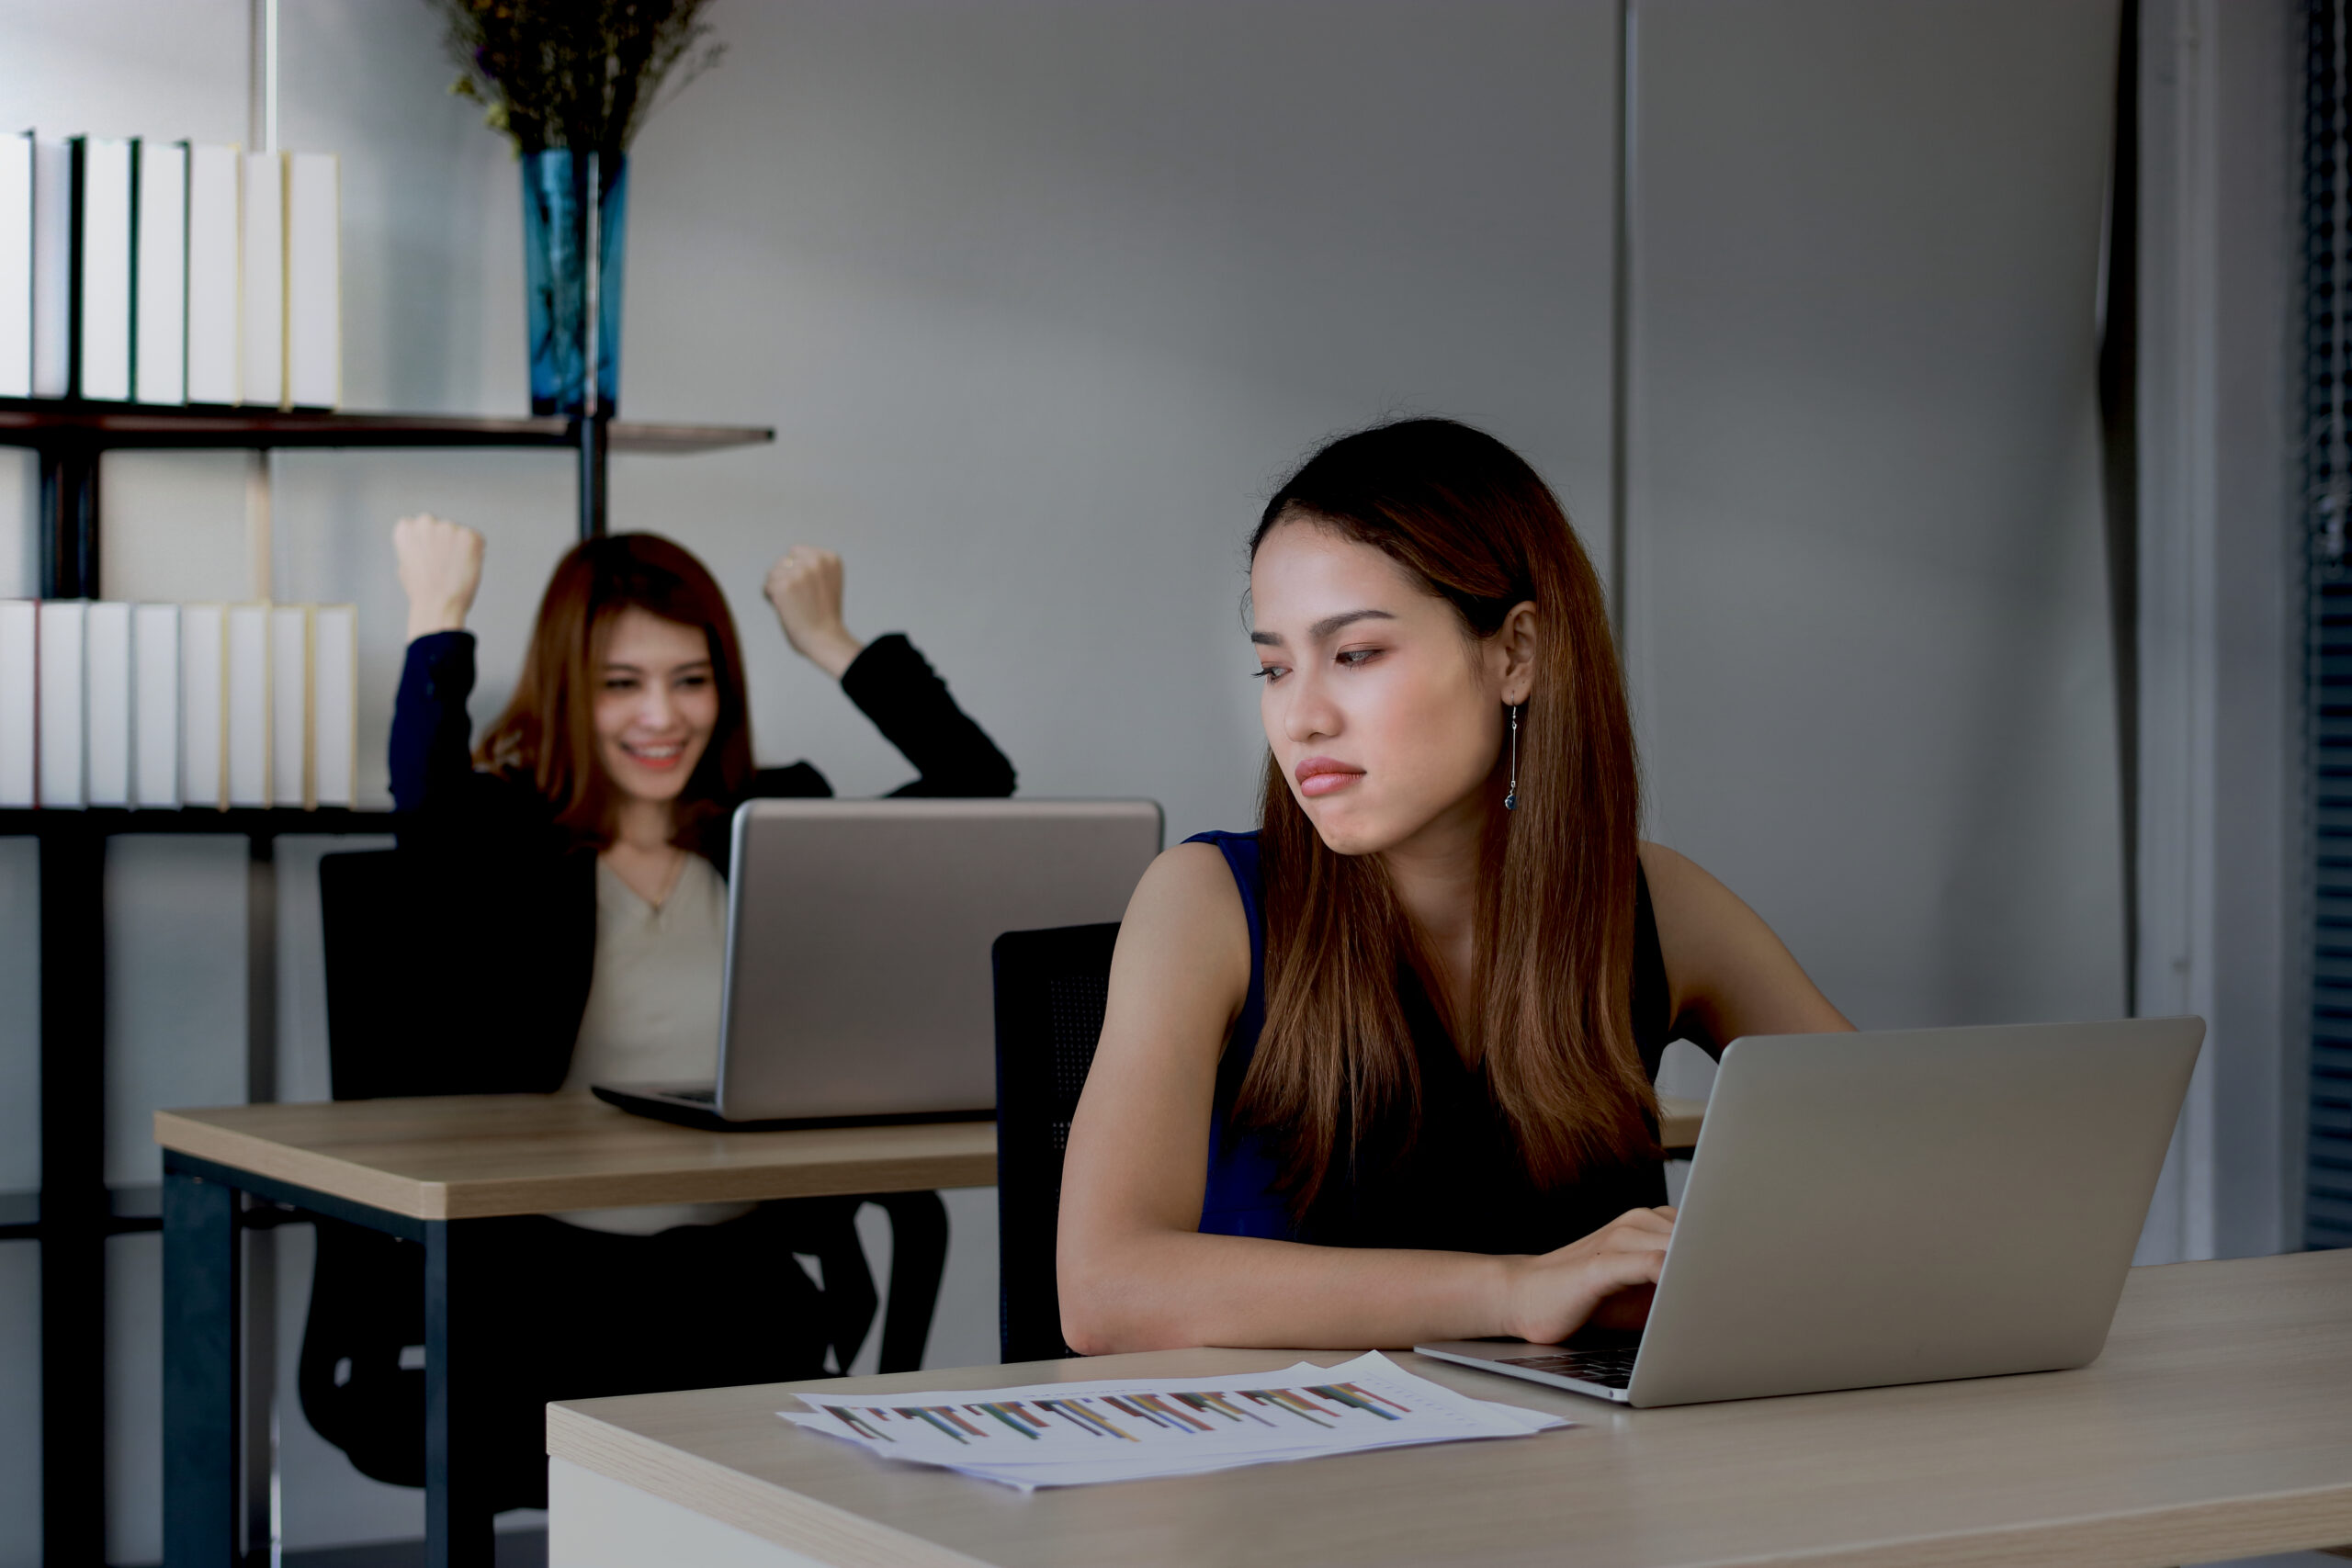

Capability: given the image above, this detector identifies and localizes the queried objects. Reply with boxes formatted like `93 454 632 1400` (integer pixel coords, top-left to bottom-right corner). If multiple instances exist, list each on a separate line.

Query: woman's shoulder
1109 840 1254 1011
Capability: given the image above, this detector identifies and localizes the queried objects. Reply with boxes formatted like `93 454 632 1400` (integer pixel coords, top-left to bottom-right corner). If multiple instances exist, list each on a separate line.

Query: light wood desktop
154 1094 1000 1568
154 1094 999 1217
547 1248 2352 1568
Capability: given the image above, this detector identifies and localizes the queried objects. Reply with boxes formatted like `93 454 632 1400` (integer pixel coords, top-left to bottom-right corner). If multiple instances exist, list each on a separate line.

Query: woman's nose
1280 671 1340 743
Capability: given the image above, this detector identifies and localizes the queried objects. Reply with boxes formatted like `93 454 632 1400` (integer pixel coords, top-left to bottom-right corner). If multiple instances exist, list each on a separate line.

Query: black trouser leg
163 1168 240 1568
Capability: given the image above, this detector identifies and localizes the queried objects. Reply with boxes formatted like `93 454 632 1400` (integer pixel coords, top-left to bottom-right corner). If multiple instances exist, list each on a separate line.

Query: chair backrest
318 849 427 1100
992 921 1121 1361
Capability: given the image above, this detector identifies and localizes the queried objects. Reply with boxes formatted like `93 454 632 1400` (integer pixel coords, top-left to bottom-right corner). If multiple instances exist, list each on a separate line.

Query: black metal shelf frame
0 399 774 1567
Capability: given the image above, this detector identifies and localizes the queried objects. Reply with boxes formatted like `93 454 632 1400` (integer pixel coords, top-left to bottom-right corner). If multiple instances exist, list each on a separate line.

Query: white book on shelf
84 601 130 807
268 603 311 808
311 604 355 808
224 603 269 806
76 136 132 401
0 131 30 399
180 604 225 808
37 600 85 807
133 602 179 807
0 601 32 807
238 151 281 409
184 143 238 405
285 152 336 410
30 135 70 398
134 139 187 404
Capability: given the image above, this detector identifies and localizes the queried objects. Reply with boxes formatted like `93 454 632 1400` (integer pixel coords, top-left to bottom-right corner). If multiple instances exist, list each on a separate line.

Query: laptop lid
1622 1016 2204 1406
714 798 1162 1122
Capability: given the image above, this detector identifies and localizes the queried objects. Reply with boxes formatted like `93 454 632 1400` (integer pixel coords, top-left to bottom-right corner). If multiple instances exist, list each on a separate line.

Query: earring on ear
1504 703 1521 811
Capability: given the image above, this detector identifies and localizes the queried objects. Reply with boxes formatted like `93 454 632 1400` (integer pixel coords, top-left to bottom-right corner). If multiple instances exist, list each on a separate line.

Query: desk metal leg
424 1218 503 1568
163 1169 241 1568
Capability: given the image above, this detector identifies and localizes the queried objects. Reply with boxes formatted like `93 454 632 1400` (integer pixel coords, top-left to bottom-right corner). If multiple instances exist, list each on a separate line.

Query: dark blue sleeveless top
1190 829 1672 1253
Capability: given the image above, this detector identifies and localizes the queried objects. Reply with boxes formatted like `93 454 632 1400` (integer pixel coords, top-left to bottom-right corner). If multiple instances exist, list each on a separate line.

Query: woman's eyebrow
1250 608 1396 647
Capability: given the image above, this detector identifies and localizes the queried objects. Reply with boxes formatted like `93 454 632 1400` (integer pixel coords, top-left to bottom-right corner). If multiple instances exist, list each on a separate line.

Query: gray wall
0 0 1620 1558
0 0 2294 1562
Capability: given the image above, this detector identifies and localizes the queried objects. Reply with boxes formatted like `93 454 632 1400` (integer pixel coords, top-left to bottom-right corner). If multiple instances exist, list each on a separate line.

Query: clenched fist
763 546 866 680
393 514 484 643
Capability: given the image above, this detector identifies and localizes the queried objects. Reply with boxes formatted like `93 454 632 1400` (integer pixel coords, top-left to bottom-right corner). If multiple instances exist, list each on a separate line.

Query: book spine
0 131 30 400
132 602 180 807
77 137 131 402
285 152 337 410
267 604 311 808
180 604 226 809
183 143 237 405
30 136 69 397
311 604 356 808
224 603 269 807
37 600 85 807
237 151 281 409
84 601 131 807
0 602 32 807
134 139 187 404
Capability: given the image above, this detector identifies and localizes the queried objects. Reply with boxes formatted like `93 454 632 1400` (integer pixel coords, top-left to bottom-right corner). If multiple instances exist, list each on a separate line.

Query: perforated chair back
992 922 1121 1360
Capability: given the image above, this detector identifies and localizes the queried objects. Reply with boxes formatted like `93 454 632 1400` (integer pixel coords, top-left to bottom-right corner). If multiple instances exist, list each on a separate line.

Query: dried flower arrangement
431 0 726 154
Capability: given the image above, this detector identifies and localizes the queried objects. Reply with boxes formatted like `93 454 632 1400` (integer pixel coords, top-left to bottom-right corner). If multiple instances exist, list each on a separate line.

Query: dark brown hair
1241 419 1654 1208
476 532 754 854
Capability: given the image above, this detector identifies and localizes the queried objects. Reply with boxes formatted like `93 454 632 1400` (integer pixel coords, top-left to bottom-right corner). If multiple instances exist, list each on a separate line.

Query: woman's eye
1251 665 1287 682
676 673 711 689
603 676 638 692
1336 648 1381 667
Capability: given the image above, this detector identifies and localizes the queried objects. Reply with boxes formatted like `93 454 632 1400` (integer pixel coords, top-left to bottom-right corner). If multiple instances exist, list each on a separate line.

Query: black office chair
991 921 1122 1361
300 849 944 1506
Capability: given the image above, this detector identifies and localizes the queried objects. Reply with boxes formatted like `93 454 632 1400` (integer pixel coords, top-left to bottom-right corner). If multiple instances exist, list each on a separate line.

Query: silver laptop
1416 1017 2203 1407
594 798 1161 1129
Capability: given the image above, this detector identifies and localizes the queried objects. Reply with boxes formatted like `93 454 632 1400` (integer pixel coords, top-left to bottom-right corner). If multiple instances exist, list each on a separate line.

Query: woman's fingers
763 547 865 680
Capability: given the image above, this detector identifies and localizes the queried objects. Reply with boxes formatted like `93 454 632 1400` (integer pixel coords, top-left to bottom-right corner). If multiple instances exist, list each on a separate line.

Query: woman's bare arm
1639 841 1853 1055
1056 843 1673 1354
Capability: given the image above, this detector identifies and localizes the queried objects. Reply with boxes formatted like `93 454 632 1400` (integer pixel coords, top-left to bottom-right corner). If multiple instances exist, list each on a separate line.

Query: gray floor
279 1532 546 1568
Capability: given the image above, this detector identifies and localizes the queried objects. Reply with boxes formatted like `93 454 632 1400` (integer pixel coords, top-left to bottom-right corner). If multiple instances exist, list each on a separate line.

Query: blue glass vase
520 150 629 416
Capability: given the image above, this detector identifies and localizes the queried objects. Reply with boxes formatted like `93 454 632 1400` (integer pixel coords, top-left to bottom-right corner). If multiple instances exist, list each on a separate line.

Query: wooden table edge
155 1108 447 1220
548 1403 992 1568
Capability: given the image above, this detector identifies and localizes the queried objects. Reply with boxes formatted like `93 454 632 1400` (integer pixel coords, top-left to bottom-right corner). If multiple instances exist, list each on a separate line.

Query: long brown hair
1240 419 1653 1208
476 532 755 854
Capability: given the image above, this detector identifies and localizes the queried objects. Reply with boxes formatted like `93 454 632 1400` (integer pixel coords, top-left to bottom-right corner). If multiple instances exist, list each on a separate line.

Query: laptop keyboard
1499 1347 1639 1389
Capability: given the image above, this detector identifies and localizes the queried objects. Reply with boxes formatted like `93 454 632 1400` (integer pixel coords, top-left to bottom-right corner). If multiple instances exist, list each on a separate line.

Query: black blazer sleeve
385 631 592 1095
838 633 1018 797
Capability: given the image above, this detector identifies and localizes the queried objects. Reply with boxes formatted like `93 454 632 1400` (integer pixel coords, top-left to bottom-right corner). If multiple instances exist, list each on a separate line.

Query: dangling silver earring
1504 703 1521 811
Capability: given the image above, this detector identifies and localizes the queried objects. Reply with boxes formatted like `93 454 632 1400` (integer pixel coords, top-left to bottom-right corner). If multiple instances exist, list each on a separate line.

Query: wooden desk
547 1249 2352 1568
154 1096 998 1568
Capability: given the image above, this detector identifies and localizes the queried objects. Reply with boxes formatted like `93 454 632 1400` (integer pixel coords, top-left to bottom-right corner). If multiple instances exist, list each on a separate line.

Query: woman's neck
607 795 678 856
1377 795 1488 1045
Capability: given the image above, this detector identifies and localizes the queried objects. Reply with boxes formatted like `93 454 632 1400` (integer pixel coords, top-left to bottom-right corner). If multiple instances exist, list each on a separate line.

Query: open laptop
1416 1016 2204 1407
594 798 1161 1130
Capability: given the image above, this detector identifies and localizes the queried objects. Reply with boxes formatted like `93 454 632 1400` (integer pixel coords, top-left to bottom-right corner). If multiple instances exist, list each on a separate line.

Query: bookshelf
0 400 773 1564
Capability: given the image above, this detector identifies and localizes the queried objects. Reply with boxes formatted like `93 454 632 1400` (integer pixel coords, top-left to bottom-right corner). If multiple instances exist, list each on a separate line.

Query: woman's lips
1294 757 1364 798
622 739 688 772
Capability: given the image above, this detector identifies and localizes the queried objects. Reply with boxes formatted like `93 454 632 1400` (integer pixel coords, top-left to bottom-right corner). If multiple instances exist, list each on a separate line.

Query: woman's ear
1496 601 1538 705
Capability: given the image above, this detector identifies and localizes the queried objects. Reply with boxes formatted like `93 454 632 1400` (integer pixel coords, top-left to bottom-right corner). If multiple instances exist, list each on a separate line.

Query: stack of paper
777 1351 1569 1492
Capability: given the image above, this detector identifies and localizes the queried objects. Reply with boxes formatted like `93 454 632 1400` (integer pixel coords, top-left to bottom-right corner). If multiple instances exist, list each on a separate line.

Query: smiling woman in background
390 516 1016 1135
1057 419 1850 1356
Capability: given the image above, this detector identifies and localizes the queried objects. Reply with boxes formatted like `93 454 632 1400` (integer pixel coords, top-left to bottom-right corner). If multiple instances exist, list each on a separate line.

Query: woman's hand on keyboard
1497 1206 1676 1345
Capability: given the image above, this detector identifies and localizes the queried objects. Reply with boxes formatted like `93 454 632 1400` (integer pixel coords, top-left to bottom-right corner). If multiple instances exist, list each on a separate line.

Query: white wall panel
1623 0 2128 1033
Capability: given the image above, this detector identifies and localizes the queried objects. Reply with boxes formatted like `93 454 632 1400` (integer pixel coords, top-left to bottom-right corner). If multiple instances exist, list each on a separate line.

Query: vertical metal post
576 416 608 539
243 837 278 1565
424 1219 500 1568
40 821 107 1568
38 443 100 599
163 1166 242 1568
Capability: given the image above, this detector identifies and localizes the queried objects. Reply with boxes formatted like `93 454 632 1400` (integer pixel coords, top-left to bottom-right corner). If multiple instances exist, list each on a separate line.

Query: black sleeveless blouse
1186 830 1671 1254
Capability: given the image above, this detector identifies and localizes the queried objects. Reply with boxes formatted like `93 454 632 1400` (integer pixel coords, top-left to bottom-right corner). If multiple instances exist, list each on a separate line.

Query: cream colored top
559 852 754 1235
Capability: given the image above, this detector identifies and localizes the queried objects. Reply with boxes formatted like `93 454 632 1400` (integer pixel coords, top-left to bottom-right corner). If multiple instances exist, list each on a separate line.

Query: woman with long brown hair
390 518 1015 1117
1057 419 1849 1353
